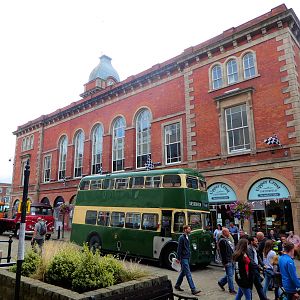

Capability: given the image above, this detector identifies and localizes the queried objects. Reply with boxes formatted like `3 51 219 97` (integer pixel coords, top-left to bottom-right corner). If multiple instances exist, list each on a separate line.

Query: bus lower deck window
145 176 161 188
142 213 158 230
85 210 97 225
186 176 199 189
97 211 110 226
111 212 125 227
125 212 141 229
129 177 144 188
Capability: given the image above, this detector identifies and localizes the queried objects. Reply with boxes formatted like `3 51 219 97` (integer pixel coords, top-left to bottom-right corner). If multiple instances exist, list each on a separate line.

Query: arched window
91 124 103 174
74 130 84 177
22 138 26 151
227 59 238 84
29 135 34 149
25 136 30 150
58 136 68 180
243 53 255 79
112 117 125 172
136 110 151 168
212 65 223 89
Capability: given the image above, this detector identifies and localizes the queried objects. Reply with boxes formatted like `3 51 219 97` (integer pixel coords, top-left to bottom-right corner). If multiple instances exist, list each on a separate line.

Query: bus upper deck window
85 210 97 225
115 178 129 189
90 179 102 190
163 175 181 187
79 180 90 190
186 176 198 189
173 212 186 232
199 180 206 191
129 177 144 188
145 176 161 188
103 179 112 189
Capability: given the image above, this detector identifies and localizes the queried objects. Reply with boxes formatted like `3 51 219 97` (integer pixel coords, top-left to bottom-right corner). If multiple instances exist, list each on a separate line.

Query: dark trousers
253 268 267 300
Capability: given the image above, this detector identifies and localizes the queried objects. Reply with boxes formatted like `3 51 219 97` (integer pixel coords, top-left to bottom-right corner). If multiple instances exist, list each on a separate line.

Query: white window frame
112 117 125 172
91 124 103 174
58 136 68 180
43 155 51 183
164 122 182 165
74 130 84 178
136 109 151 169
243 52 256 79
212 65 223 89
227 59 238 85
225 104 250 153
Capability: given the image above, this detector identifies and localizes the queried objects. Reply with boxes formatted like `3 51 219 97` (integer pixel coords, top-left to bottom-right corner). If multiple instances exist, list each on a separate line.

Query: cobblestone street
1 232 300 300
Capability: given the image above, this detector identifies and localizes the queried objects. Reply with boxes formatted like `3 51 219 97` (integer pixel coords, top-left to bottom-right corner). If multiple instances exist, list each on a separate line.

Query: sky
0 0 300 183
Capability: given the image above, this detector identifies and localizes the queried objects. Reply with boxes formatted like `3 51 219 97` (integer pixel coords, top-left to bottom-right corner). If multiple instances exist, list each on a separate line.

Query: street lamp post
14 160 30 300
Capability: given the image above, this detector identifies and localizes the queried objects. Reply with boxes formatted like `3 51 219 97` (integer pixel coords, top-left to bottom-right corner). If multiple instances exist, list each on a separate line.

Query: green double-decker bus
70 168 213 268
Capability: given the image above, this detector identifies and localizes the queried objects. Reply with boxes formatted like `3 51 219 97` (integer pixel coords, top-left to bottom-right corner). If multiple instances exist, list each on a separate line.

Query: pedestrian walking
213 224 222 242
248 236 268 300
263 240 278 299
257 232 267 261
174 225 201 296
31 217 47 251
233 238 253 300
217 227 237 295
279 242 300 300
229 222 239 245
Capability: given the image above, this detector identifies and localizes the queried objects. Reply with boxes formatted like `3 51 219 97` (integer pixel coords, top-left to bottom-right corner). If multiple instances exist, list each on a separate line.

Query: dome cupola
88 55 120 82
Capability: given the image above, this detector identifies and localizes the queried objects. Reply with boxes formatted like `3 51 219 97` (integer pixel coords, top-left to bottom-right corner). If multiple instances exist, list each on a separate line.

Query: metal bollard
7 234 13 263
57 226 61 240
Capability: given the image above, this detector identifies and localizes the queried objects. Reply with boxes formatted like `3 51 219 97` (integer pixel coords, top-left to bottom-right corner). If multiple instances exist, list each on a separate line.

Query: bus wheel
163 245 178 269
87 234 102 253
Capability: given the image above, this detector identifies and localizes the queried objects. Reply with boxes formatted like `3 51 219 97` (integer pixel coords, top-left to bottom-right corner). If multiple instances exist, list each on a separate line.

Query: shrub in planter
46 243 81 289
71 246 115 293
9 249 41 277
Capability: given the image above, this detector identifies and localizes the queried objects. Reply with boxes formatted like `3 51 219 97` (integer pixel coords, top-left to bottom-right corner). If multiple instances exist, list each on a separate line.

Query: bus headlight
192 243 197 251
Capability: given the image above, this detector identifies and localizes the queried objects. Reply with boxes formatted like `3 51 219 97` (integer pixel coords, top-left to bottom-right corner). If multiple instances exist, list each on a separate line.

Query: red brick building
11 5 300 234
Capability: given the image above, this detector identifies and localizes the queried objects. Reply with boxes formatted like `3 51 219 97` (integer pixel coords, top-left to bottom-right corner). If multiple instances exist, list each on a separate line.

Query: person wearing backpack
31 217 47 250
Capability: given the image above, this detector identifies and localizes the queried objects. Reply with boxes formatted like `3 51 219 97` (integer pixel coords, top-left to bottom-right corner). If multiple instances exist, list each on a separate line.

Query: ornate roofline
13 5 300 137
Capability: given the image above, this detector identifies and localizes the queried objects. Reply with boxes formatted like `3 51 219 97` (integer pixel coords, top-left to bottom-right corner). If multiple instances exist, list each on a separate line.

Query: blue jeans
175 258 196 292
218 262 235 292
235 287 252 300
263 269 278 298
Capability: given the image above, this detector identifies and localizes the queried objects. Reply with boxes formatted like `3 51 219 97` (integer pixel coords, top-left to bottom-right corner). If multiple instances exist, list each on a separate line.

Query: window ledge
209 74 260 94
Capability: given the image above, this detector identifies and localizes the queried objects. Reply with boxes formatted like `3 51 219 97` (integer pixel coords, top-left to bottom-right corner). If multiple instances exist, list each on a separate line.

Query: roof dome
89 55 120 82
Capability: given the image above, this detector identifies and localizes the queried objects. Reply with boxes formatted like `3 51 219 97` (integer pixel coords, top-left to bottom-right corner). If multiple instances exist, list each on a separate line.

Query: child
272 255 280 300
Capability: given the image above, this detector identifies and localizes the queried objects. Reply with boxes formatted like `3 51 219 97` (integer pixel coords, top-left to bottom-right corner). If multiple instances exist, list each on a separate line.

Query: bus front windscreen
188 212 203 230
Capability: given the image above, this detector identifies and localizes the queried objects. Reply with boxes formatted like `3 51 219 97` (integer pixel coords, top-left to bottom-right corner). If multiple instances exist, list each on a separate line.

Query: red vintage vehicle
0 202 54 239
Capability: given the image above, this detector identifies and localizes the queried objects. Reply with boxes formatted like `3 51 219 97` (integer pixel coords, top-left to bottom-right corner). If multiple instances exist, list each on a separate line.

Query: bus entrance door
161 210 172 237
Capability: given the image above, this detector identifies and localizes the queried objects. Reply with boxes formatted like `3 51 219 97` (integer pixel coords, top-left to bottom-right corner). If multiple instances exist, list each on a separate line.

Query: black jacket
257 237 267 261
234 254 253 289
218 235 234 265
177 234 191 260
247 245 264 270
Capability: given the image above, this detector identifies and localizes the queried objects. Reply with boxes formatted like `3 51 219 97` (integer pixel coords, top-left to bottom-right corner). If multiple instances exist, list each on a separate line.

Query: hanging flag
145 154 154 171
264 134 281 146
97 164 103 175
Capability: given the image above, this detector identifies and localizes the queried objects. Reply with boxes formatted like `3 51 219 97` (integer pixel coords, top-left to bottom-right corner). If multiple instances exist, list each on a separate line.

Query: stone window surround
209 50 259 91
215 87 256 157
161 118 183 167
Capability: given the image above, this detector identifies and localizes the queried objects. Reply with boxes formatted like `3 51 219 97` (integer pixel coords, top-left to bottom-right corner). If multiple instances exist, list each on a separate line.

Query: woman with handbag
263 239 278 299
233 238 253 300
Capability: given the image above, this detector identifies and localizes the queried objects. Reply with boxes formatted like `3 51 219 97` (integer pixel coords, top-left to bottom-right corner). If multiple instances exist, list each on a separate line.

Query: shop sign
248 178 290 200
207 183 237 203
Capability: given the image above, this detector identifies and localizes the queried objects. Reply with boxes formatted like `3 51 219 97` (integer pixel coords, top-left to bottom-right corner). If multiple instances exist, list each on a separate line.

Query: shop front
248 178 293 235
207 182 237 231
